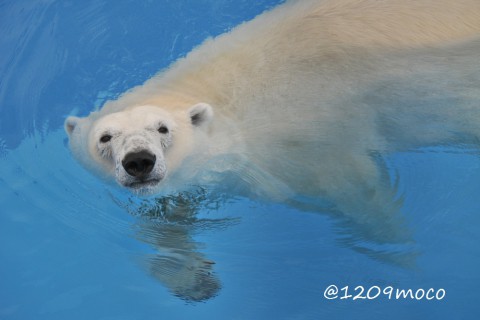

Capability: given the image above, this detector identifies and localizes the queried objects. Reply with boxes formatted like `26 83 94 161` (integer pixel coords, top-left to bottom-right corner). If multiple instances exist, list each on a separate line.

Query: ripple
0 129 133 241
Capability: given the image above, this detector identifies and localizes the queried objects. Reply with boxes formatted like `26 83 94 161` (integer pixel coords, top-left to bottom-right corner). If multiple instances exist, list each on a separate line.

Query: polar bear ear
65 116 80 136
188 103 213 127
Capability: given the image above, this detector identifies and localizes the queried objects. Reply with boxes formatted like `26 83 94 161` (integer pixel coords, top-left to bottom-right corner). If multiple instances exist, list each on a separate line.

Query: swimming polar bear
65 0 480 245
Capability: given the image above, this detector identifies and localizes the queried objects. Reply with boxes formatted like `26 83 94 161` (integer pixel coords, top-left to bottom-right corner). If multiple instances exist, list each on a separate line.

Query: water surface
1 1 479 319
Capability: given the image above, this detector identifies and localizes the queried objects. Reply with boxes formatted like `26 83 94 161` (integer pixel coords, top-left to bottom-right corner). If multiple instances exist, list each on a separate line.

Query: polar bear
65 0 480 245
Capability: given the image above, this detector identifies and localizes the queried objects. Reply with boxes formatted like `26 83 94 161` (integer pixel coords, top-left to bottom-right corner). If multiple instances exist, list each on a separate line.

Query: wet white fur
66 0 480 242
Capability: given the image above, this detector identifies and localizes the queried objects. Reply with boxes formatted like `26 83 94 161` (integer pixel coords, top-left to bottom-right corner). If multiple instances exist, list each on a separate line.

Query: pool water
1 1 479 319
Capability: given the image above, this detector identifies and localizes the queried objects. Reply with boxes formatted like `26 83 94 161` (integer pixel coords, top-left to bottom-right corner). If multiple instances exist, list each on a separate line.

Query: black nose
122 151 156 178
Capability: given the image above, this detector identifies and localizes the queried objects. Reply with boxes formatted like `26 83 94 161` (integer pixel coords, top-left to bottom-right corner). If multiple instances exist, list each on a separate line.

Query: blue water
1 1 479 319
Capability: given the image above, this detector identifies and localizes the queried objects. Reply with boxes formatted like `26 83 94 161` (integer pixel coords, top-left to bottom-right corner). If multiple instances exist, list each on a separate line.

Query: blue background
1 1 479 319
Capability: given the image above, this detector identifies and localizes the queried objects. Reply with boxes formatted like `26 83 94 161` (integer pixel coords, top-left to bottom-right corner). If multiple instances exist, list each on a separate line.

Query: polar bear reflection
127 190 237 302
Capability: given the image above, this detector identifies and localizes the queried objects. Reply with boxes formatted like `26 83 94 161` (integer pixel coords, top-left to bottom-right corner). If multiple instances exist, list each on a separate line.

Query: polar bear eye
100 134 112 143
158 125 169 134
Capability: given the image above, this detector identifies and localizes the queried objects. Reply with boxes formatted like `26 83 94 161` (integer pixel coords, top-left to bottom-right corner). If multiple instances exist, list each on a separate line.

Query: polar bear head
65 103 213 193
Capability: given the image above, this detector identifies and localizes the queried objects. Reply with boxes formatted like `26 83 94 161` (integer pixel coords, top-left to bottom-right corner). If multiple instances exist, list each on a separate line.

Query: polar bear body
66 0 480 242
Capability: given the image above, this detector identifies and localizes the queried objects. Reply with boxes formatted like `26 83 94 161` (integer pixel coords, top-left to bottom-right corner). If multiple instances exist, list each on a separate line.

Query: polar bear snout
122 150 156 178
117 148 167 192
